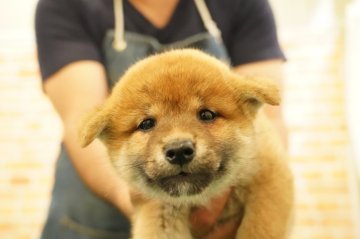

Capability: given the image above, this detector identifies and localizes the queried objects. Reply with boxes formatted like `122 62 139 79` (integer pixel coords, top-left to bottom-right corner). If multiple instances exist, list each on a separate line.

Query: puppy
80 49 293 239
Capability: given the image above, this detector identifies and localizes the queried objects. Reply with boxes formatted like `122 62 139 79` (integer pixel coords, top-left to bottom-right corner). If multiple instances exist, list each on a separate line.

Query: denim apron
41 0 229 238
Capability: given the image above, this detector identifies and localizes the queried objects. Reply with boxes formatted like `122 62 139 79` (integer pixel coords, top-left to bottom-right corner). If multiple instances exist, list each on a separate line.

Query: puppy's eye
198 109 217 122
138 118 156 131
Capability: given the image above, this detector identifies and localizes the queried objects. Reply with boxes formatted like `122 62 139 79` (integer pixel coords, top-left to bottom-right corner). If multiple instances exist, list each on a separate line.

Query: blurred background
1 0 360 238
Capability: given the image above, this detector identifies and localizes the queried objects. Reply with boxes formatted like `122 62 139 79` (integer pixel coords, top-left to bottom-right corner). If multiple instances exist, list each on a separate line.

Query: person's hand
199 219 241 239
190 188 242 239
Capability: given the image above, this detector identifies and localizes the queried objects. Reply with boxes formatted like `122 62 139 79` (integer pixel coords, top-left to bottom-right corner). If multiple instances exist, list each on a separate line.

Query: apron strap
194 0 223 42
112 0 223 51
113 0 127 51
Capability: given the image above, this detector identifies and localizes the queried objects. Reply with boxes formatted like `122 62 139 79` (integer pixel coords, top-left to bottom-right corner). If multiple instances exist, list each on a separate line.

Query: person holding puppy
35 0 286 238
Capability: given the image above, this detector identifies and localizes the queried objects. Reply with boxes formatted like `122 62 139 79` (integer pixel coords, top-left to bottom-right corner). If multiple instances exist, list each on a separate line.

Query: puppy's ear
79 106 110 147
229 73 281 115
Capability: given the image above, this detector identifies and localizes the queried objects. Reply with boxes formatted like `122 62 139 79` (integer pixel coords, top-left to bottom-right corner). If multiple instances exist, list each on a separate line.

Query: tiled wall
0 1 358 239
0 36 62 239
282 26 355 239
0 1 62 238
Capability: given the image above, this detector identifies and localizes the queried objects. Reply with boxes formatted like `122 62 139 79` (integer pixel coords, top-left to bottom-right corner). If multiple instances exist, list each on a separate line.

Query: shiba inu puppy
80 49 293 239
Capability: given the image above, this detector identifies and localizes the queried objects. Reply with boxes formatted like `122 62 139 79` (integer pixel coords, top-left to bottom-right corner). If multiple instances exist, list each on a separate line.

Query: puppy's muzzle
164 140 195 166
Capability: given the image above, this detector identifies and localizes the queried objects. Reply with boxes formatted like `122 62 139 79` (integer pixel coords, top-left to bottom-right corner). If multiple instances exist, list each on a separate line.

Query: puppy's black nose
164 140 195 166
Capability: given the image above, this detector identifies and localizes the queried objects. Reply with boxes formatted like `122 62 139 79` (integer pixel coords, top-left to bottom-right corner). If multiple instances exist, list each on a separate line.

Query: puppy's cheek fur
191 138 220 171
110 132 179 190
211 123 259 185
226 131 259 185
110 132 150 183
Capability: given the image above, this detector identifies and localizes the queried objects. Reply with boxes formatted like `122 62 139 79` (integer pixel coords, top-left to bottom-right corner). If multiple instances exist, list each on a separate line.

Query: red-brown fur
80 49 293 239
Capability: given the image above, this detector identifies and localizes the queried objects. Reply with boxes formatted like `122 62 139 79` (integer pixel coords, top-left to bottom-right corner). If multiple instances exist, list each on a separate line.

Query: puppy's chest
143 189 246 238
157 189 246 226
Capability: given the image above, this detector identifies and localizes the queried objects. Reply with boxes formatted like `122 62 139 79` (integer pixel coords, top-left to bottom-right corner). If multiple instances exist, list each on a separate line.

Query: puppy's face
80 50 280 202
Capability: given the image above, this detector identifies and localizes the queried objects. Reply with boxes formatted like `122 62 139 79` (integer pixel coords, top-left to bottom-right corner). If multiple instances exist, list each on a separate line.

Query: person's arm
44 60 134 219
